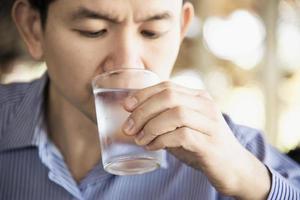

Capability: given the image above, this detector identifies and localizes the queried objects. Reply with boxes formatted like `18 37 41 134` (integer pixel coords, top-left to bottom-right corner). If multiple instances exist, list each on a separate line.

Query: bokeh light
203 10 266 70
221 86 265 130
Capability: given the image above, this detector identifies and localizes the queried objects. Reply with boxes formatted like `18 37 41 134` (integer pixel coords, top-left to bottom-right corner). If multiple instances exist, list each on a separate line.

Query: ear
180 2 195 42
12 0 44 61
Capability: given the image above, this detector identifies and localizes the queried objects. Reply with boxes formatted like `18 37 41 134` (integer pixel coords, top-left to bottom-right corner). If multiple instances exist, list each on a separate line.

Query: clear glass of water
92 68 164 176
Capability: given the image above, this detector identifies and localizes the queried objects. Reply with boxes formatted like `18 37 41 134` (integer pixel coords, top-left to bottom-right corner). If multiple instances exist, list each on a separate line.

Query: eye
141 30 160 39
79 29 108 38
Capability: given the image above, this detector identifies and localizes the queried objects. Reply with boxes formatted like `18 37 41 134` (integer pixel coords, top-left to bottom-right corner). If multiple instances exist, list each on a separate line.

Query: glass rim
91 68 160 88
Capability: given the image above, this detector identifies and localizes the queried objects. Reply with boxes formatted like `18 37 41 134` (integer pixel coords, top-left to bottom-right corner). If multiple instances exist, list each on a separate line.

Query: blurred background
173 0 300 153
1 0 300 153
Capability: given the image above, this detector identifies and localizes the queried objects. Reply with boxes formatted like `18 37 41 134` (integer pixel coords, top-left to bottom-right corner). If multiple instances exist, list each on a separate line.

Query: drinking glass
92 68 164 175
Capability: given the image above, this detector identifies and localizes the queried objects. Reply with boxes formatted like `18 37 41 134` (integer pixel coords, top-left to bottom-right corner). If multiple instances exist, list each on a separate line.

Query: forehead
49 0 183 20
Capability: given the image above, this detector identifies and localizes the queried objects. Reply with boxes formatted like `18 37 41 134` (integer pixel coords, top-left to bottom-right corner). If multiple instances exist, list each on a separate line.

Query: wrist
234 150 271 200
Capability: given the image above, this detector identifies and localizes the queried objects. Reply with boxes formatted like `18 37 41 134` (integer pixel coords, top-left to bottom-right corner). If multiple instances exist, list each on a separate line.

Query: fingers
123 81 212 112
146 127 207 152
120 81 220 154
122 87 218 136
134 106 214 146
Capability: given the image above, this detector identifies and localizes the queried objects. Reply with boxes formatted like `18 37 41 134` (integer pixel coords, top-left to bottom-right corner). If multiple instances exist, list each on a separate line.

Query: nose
103 31 145 72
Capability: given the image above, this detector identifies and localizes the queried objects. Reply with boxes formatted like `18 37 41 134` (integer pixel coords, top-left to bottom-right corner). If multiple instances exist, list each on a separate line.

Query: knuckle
202 90 211 97
163 88 177 104
196 89 205 96
203 99 215 111
205 102 220 119
174 106 186 121
137 106 146 115
180 128 196 149
132 107 145 122
197 90 212 100
161 81 173 89
180 127 192 141
204 93 213 101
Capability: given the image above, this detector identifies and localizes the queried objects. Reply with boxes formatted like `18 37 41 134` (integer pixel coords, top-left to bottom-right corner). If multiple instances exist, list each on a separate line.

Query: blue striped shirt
1 74 300 200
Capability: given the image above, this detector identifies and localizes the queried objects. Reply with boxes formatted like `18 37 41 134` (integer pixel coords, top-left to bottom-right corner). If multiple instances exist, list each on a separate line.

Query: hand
122 81 271 200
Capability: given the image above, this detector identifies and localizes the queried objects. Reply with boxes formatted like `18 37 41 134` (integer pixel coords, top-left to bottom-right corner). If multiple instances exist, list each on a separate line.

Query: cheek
42 26 106 116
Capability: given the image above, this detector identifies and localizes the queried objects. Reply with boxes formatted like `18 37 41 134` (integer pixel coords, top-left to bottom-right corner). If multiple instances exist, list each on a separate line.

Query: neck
46 82 101 182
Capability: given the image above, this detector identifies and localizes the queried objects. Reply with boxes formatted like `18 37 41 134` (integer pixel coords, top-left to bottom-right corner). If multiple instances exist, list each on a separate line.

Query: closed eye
141 30 160 39
78 29 108 38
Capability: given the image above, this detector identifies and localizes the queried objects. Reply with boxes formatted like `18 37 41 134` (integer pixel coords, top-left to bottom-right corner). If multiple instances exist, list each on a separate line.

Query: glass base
104 156 160 176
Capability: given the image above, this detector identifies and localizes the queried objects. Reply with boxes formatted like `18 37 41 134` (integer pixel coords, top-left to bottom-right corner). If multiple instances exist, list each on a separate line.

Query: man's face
39 0 191 120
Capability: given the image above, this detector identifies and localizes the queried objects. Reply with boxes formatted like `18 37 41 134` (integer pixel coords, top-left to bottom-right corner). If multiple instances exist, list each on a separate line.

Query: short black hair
28 0 55 27
28 0 189 27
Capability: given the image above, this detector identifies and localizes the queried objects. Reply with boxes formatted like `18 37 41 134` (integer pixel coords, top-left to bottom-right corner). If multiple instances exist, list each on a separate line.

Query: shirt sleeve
230 118 300 199
267 167 300 200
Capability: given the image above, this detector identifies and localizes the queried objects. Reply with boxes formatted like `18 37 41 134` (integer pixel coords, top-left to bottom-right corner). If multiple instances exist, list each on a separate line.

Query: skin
12 0 271 199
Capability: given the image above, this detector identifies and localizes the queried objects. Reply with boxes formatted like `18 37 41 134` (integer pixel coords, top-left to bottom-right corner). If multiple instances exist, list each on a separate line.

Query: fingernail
135 131 145 143
123 118 135 135
125 96 138 110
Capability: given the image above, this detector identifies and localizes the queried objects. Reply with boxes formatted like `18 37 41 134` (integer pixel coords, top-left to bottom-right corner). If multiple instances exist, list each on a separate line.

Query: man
0 0 299 199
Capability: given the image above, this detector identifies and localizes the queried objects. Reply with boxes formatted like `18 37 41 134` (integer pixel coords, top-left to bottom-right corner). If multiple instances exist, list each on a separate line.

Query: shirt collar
0 73 48 152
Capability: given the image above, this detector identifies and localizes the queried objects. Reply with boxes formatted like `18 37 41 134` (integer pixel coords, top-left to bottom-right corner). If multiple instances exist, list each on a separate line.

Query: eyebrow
137 12 173 23
71 7 121 24
71 7 173 24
